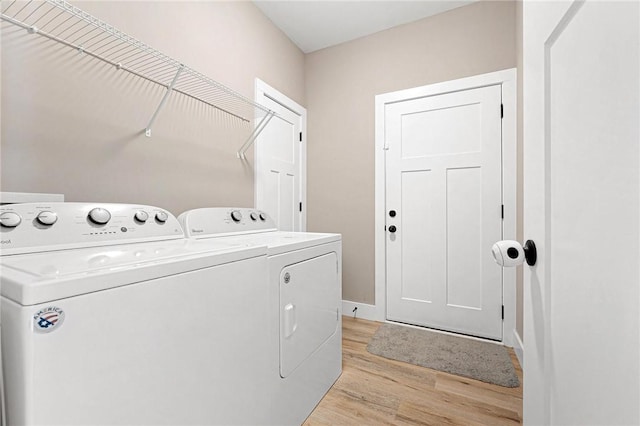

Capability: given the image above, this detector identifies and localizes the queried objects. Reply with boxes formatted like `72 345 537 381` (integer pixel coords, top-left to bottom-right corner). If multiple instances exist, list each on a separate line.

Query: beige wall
1 1 304 215
305 1 517 304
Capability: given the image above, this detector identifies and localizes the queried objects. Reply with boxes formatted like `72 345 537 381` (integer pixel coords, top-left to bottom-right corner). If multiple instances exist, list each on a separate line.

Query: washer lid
0 239 266 306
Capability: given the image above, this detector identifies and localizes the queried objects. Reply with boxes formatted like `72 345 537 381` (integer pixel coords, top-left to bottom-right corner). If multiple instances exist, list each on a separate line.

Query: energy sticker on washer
33 307 65 333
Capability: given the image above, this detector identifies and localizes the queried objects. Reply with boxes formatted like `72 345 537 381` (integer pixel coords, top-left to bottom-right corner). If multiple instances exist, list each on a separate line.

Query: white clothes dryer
178 207 342 425
0 203 272 425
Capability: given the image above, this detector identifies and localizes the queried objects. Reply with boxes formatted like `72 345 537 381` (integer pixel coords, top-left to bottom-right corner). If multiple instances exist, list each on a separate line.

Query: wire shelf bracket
145 65 184 137
1 0 281 150
236 112 275 160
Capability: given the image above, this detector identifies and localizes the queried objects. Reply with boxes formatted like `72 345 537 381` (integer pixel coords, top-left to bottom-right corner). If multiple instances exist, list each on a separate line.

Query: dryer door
280 252 339 378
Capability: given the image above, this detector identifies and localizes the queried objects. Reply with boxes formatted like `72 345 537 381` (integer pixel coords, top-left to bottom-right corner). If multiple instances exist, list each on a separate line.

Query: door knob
492 240 537 266
389 210 397 217
388 225 397 233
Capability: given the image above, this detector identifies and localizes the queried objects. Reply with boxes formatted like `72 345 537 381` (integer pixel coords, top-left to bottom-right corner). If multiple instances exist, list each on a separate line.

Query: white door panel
447 166 482 309
401 103 482 157
523 1 639 424
255 80 306 232
266 114 296 164
386 85 503 340
264 169 294 231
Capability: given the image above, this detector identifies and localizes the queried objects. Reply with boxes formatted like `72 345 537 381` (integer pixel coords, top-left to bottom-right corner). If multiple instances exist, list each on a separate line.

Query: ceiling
253 1 476 53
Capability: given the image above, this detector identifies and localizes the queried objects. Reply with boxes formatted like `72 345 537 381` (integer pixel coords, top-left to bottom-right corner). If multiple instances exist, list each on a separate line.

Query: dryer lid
215 231 341 255
0 239 266 306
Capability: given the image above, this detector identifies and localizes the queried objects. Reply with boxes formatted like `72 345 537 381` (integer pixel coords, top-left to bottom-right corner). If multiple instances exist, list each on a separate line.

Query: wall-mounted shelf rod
1 0 282 145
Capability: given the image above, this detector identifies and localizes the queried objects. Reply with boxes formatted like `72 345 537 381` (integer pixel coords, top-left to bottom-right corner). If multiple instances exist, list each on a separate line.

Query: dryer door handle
283 303 297 338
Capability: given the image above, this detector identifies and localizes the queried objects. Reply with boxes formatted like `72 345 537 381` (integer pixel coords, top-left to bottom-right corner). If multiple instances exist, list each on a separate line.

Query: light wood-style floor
304 316 523 425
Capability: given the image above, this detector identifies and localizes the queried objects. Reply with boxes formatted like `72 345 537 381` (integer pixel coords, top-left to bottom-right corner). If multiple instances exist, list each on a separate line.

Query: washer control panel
178 207 277 238
0 203 184 255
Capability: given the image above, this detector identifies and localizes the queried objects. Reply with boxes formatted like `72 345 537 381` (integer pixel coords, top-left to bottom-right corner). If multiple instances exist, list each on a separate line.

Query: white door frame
374 68 517 346
254 78 307 231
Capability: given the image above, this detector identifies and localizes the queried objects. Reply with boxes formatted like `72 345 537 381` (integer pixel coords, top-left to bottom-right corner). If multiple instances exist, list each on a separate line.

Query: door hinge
501 204 504 219
299 132 303 142
501 103 504 119
299 202 303 212
502 305 505 320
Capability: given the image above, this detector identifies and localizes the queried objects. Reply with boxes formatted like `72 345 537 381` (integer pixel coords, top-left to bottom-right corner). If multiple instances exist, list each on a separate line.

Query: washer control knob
0 212 22 228
36 211 58 226
250 212 258 221
88 208 111 225
155 211 169 223
134 210 149 223
259 212 267 221
230 210 242 222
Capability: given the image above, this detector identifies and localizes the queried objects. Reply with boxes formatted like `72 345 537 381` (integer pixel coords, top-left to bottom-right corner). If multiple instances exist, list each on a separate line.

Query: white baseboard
513 330 524 368
342 300 378 321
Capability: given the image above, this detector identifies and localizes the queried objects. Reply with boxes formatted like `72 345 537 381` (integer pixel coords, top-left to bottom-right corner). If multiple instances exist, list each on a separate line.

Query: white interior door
523 1 639 424
385 84 504 340
255 79 306 231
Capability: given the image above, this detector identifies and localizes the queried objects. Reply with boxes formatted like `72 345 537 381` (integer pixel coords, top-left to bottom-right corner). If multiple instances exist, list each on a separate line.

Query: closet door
255 79 306 231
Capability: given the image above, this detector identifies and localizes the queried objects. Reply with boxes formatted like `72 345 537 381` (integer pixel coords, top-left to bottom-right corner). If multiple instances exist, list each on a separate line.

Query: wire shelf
1 0 277 154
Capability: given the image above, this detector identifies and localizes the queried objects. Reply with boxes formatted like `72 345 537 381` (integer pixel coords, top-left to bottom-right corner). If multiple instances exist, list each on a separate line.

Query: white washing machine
178 207 342 425
0 203 273 425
